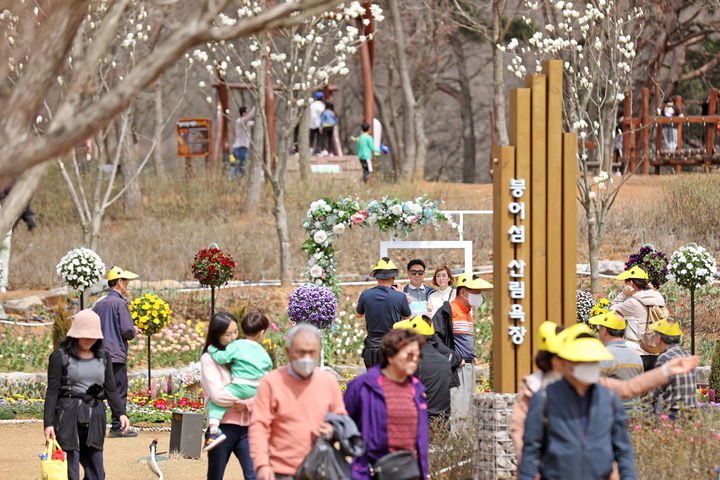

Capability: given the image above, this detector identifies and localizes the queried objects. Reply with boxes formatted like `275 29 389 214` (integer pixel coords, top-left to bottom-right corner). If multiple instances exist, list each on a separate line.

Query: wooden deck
286 153 363 180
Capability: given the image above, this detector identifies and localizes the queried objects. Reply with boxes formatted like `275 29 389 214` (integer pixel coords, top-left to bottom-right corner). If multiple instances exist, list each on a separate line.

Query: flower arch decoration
302 196 452 292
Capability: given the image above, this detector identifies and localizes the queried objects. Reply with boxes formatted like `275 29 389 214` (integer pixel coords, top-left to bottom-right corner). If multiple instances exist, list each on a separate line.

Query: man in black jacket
393 315 459 420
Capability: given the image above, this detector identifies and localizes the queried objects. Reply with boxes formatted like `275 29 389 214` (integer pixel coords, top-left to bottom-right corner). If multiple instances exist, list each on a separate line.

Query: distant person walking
309 92 326 153
319 102 337 155
658 97 684 152
43 310 131 480
0 184 37 292
356 122 380 182
92 266 139 438
230 106 255 177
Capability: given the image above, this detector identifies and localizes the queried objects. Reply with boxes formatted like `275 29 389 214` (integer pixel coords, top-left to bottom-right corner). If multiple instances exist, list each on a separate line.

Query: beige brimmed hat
66 309 104 339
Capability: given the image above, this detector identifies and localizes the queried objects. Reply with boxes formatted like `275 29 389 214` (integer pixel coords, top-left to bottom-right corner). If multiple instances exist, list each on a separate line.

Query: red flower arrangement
191 247 235 287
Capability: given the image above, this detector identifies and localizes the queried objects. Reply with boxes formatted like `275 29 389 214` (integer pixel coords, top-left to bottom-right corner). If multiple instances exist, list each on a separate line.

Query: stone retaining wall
474 392 517 479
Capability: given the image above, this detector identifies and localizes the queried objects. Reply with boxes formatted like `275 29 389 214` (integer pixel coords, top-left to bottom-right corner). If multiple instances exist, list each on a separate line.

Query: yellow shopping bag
40 439 68 480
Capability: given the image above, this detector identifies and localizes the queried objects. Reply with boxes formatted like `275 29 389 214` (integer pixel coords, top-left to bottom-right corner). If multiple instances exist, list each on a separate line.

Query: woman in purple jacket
344 329 429 480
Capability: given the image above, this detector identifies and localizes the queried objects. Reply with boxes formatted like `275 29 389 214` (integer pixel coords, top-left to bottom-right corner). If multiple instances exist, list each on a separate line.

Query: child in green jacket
204 312 272 451
356 122 381 182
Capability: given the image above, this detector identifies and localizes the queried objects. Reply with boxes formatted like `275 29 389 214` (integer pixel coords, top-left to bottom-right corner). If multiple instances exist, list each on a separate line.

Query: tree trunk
587 208 600 293
413 103 428 181
389 0 417 179
153 80 166 178
451 33 478 183
298 105 311 181
492 0 509 147
243 61 267 212
0 163 48 237
273 185 293 286
121 139 143 214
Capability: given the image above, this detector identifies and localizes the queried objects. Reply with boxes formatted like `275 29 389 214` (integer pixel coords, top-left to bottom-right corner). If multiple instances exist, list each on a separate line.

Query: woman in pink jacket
200 312 256 480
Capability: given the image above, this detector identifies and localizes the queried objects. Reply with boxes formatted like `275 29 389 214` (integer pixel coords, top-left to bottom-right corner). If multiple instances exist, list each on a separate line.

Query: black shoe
108 429 138 438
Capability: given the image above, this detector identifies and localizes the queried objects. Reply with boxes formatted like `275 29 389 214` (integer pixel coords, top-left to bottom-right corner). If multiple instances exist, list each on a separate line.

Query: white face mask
467 293 484 308
291 357 316 377
572 362 601 384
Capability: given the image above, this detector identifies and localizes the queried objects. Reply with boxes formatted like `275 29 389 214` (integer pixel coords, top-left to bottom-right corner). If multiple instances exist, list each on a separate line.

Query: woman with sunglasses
344 328 429 480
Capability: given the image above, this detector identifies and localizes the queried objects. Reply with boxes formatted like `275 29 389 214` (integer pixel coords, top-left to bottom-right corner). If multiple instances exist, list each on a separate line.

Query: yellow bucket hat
455 272 493 290
616 266 649 281
589 311 626 330
649 318 682 337
537 321 558 352
371 257 399 279
393 315 435 336
107 266 139 281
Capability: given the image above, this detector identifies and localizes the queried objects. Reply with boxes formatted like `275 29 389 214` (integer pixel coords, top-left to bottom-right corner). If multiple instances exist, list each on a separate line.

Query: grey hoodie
610 289 666 355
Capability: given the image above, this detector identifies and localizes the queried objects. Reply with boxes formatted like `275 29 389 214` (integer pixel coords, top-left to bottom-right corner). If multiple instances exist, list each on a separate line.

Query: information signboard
176 118 211 157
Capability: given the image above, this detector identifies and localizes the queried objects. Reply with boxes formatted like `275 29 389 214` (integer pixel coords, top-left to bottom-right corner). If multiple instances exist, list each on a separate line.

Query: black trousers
110 363 128 431
206 424 256 480
67 425 105 480
641 355 658 371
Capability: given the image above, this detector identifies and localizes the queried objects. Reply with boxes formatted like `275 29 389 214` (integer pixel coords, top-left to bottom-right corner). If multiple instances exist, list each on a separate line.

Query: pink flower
713 433 720 441
687 436 695 443
659 414 670 422
270 323 279 332
695 420 703 428
653 429 662 435
674 428 682 434
632 425 641 432
350 213 365 225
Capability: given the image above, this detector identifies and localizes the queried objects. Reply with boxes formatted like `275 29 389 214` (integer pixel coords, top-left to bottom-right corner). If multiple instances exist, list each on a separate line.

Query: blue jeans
230 147 249 176
206 424 255 480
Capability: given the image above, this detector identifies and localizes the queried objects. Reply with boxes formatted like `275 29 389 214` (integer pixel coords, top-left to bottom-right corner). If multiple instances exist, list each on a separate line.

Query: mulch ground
0 423 245 479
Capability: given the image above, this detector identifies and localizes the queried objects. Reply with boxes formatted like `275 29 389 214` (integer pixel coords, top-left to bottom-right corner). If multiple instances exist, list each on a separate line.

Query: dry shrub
51 301 73 350
429 418 476 479
12 166 493 288
630 408 720 479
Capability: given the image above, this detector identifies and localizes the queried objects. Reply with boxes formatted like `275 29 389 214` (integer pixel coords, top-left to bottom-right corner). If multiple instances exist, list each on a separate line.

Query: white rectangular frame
379 240 473 274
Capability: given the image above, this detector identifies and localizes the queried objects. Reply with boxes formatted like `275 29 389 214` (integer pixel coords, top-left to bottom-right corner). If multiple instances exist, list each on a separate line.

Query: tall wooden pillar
492 59 577 392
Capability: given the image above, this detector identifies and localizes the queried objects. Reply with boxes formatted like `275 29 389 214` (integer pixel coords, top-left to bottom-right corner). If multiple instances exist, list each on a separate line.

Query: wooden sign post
176 118 212 177
492 60 577 393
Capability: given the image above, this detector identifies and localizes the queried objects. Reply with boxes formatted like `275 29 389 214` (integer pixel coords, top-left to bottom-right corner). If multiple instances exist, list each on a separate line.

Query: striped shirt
600 341 643 380
652 345 697 414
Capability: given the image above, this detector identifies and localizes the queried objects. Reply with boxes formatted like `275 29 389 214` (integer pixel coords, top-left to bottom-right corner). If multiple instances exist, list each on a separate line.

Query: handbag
295 436 351 480
40 439 68 480
372 450 420 480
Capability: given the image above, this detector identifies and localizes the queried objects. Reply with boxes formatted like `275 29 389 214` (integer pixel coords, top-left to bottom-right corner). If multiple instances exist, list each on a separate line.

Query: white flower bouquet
667 243 717 290
56 247 106 291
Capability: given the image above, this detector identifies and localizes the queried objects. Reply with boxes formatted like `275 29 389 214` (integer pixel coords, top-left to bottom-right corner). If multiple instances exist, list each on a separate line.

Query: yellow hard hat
393 315 435 336
558 336 615 362
616 266 649 281
547 322 593 354
371 257 399 279
455 272 493 290
107 266 139 281
537 321 558 352
649 318 682 337
589 311 626 330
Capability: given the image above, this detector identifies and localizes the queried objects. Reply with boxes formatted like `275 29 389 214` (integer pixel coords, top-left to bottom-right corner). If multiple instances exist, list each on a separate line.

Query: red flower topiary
192 247 235 287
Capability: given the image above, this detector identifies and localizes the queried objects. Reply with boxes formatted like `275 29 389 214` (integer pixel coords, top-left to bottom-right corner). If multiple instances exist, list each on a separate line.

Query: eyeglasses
404 352 422 361
409 270 425 276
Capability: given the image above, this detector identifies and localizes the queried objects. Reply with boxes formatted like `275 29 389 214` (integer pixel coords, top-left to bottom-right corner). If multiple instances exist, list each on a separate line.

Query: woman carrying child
201 311 273 480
